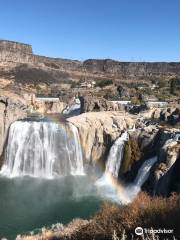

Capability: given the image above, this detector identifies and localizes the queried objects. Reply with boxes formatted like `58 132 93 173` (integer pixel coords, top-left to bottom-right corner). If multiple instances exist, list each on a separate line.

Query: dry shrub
70 192 180 240
18 193 180 240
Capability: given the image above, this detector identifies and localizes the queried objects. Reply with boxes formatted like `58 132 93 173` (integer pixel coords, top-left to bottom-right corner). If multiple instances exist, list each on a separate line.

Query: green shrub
170 78 180 95
96 79 113 88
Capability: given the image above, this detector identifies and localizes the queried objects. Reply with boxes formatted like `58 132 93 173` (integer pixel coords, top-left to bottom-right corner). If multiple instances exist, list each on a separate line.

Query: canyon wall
0 40 81 69
83 59 180 80
0 40 180 88
0 40 34 63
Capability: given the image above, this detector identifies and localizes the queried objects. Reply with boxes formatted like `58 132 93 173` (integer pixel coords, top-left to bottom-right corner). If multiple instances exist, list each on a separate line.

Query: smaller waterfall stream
125 156 157 201
105 131 129 178
0 120 84 178
134 157 157 187
96 129 157 203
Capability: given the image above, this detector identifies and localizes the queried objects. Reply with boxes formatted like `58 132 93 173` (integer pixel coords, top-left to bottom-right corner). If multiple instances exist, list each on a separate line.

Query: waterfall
95 131 129 198
96 141 157 203
134 156 157 188
123 156 157 202
105 131 129 178
0 120 84 178
69 123 84 175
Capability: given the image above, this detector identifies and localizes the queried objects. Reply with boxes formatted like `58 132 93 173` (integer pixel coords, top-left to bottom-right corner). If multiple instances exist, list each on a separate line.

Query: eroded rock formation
152 131 180 196
68 111 137 166
79 95 123 113
31 99 65 114
68 111 179 196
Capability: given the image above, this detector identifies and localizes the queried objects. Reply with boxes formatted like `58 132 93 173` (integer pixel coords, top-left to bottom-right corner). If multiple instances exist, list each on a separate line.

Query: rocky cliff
0 40 180 92
68 111 180 195
68 111 137 167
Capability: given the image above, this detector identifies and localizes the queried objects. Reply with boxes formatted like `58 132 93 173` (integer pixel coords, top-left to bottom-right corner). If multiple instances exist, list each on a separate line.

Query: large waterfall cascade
0 120 84 178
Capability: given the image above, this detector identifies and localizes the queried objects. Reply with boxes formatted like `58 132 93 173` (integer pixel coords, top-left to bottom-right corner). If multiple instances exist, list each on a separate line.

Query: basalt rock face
0 40 34 63
68 111 137 168
152 107 180 125
0 40 32 54
68 111 180 195
121 126 180 196
68 112 136 167
142 107 180 125
151 131 180 196
121 125 160 180
0 95 27 164
83 59 180 79
0 41 81 91
0 40 80 68
79 95 123 113
1 40 180 90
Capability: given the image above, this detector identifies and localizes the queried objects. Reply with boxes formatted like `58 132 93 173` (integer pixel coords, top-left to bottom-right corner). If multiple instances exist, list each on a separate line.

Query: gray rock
79 95 123 113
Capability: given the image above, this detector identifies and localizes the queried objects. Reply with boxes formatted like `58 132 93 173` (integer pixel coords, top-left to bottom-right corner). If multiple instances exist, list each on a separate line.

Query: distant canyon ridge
0 40 180 96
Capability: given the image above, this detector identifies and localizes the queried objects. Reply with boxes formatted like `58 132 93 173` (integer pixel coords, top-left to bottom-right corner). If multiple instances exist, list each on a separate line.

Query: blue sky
0 0 179 61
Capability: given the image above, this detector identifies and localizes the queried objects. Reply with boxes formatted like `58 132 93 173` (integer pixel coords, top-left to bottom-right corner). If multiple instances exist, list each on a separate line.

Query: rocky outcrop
142 107 180 125
79 95 123 113
152 131 180 196
121 125 160 180
68 111 179 196
0 40 32 54
0 40 180 91
0 40 34 63
120 134 141 174
68 111 137 167
83 59 180 78
125 104 148 114
31 99 65 114
0 95 27 163
67 110 167 166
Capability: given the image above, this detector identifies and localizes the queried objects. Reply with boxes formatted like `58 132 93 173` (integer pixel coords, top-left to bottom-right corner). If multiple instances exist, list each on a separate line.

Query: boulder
79 95 123 113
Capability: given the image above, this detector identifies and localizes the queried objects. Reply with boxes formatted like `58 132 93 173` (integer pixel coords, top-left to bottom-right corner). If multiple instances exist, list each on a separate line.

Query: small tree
170 78 180 95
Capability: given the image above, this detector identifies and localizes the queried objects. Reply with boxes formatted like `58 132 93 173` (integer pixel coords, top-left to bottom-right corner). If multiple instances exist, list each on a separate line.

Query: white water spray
0 120 84 178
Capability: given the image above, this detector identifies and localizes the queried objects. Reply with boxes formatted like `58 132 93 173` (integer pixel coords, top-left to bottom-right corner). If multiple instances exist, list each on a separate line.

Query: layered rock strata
0 40 180 88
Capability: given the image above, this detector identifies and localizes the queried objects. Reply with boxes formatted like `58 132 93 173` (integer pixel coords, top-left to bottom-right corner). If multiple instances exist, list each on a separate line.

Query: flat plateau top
0 39 32 47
